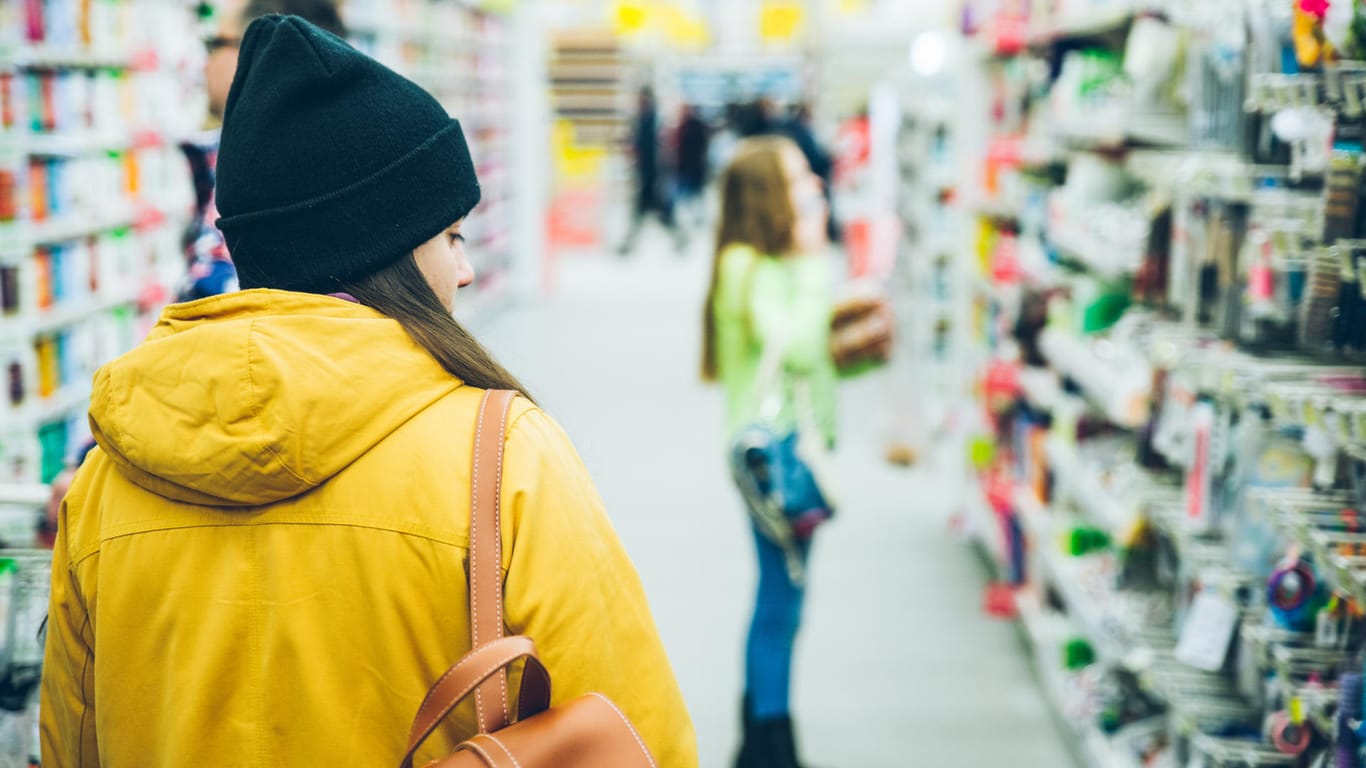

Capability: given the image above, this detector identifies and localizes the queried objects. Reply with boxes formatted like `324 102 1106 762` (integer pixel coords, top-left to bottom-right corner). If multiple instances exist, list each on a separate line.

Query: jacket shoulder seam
83 519 474 554
245 319 313 487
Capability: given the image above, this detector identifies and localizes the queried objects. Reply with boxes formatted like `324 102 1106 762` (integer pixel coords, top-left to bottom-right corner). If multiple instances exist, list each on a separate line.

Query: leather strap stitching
590 693 659 768
471 393 490 732
484 733 523 768
493 394 511 721
408 652 520 759
458 739 500 767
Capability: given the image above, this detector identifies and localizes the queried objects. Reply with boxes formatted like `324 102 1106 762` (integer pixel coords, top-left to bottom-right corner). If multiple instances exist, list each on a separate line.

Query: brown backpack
399 390 659 768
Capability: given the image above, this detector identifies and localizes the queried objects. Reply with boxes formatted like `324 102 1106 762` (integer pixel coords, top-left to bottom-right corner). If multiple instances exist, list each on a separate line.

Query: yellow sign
662 6 709 49
615 2 649 35
759 0 804 42
551 120 606 183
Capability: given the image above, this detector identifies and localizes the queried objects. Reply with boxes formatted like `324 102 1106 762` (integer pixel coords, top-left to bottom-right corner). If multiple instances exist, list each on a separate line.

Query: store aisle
471 239 1075 767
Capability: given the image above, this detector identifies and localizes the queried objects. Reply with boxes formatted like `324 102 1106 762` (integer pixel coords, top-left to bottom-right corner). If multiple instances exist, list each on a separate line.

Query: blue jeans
745 523 811 721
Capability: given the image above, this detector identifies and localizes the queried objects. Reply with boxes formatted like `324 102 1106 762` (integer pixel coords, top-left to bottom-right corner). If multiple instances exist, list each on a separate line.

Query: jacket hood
89 289 463 507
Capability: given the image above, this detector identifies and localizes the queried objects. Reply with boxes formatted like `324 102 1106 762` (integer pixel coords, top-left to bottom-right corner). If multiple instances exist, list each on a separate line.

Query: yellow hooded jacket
40 290 698 767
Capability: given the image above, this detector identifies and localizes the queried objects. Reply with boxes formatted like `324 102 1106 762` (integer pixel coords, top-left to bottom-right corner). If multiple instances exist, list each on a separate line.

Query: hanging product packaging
1186 400 1217 531
1299 247 1342 350
1324 150 1365 241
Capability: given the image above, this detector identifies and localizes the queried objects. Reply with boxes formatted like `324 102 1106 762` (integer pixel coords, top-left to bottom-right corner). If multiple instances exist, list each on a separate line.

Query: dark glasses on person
204 35 239 53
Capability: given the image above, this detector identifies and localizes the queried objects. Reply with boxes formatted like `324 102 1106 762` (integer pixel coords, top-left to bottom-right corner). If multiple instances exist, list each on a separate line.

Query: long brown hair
340 254 534 401
700 137 797 381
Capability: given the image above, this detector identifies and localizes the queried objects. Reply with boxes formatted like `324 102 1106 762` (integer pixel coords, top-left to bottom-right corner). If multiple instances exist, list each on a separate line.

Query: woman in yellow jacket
39 16 697 768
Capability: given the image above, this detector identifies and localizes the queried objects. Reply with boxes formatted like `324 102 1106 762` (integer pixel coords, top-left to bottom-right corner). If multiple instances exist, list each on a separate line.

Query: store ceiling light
909 30 948 78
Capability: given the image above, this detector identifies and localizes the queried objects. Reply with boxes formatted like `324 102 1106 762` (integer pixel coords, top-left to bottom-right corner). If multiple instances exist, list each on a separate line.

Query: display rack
0 3 204 761
879 91 969 466
343 0 517 314
547 29 628 148
948 0 1366 765
0 0 200 496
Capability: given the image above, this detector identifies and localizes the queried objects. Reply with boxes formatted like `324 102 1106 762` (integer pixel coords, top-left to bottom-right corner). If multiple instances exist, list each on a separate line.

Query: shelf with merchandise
0 285 143 343
1025 3 1141 48
8 377 93 431
11 198 191 251
1015 485 1166 665
1051 109 1189 151
0 45 137 70
1016 542 1175 767
1017 366 1089 416
1045 435 1140 535
20 127 182 157
0 0 203 507
1038 327 1153 429
955 0 1366 762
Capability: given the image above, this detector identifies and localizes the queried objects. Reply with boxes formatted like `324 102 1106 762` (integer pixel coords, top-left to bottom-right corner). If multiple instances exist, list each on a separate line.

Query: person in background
701 136 836 768
780 102 839 244
709 101 743 177
41 17 696 767
734 98 776 138
182 0 348 300
672 103 711 231
619 85 683 255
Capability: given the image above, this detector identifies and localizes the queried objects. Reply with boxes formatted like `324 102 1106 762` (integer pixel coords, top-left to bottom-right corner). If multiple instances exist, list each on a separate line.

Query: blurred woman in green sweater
701 136 837 768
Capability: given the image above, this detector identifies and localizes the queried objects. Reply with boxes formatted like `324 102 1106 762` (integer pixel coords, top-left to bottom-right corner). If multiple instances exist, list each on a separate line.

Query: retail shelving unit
0 0 200 490
547 29 628 148
344 0 517 315
951 0 1366 765
0 1 204 760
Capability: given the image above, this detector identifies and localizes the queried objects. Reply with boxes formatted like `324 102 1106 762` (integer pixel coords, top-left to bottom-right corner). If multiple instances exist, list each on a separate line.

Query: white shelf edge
1044 435 1132 533
1027 4 1136 46
1 44 135 69
1016 485 1132 664
1 287 143 341
1038 327 1151 429
6 379 93 430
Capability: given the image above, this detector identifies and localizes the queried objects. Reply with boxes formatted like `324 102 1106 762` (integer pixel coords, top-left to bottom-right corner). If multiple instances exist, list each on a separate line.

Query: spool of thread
1269 710 1312 756
1337 672 1362 768
1268 559 1321 630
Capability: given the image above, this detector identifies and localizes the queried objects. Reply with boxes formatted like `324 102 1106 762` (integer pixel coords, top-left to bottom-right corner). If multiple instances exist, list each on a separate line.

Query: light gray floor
471 234 1076 767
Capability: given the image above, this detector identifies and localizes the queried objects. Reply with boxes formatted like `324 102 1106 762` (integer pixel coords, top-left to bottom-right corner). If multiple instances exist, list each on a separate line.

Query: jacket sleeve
501 407 698 768
40 498 100 767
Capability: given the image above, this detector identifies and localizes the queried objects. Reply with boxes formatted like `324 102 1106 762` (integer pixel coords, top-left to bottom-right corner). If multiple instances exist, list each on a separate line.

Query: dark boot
734 696 758 768
735 713 808 768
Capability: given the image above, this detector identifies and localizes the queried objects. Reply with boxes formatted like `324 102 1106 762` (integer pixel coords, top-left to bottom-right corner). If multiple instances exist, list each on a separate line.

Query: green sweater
712 244 837 444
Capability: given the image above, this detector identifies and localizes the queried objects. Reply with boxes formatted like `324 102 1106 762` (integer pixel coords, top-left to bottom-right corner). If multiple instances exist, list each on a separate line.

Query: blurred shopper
41 17 697 768
701 137 835 768
673 103 711 230
781 103 840 243
710 102 743 176
181 0 348 301
619 85 683 255
735 98 776 138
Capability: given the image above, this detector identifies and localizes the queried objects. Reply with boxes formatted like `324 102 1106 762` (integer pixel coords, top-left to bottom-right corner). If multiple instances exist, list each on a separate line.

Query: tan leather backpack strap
400 636 552 768
469 389 519 732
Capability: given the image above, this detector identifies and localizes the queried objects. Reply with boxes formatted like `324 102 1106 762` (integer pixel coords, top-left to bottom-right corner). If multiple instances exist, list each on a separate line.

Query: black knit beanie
215 15 480 292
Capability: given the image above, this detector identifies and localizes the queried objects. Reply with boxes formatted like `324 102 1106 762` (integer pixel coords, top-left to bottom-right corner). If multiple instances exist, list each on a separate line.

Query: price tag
1304 400 1321 427
1268 390 1287 420
1327 410 1351 442
1175 590 1239 672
